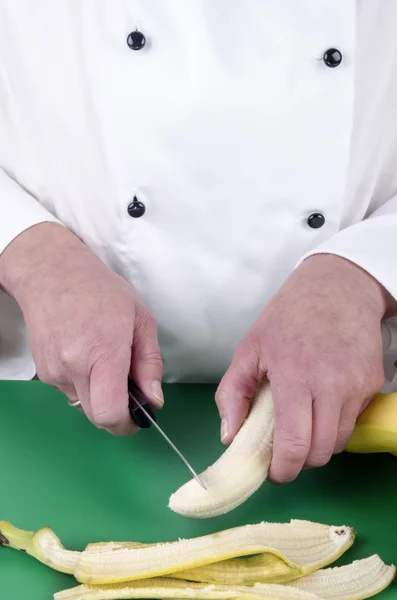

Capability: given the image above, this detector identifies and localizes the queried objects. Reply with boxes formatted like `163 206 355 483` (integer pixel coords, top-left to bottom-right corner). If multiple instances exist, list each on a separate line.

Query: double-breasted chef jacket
1 1 397 390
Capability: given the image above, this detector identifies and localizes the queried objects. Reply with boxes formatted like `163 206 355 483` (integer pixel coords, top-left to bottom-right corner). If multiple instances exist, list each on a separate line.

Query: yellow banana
346 393 397 454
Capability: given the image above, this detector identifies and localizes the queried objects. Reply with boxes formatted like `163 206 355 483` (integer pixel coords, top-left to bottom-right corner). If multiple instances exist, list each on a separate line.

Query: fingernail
221 419 229 443
151 381 164 408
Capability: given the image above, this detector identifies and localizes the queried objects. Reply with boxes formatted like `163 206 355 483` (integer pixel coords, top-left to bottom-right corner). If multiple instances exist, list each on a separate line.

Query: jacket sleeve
0 167 62 255
298 194 397 301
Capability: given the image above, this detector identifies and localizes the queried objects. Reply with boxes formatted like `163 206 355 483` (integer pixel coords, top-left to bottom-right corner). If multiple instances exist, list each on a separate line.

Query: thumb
130 314 164 409
216 342 264 445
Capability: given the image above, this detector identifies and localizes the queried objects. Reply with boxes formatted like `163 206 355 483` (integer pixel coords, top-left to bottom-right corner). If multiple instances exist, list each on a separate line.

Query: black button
323 48 342 68
128 197 146 218
127 30 146 51
307 213 325 229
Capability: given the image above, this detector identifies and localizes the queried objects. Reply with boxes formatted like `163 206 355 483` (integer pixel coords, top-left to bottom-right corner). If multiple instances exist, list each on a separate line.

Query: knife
128 378 207 490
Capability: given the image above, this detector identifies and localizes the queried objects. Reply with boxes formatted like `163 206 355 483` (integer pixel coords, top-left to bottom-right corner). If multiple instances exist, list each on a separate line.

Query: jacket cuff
297 210 397 302
0 168 62 255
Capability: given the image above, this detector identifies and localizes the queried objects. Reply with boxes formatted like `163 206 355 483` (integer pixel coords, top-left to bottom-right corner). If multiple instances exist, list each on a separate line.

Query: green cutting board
0 382 396 599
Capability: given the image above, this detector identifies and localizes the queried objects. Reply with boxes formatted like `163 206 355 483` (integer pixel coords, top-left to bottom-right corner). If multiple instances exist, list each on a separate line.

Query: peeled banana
346 393 397 454
169 382 274 518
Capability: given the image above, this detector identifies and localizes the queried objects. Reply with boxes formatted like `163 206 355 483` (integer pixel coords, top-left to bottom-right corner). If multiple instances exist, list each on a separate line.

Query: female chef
0 1 397 484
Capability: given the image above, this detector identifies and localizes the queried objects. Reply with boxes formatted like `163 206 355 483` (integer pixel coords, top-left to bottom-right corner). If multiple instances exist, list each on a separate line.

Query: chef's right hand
0 223 164 436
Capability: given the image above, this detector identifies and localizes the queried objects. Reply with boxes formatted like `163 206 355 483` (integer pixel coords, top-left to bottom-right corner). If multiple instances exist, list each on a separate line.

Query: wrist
303 254 394 320
0 223 83 299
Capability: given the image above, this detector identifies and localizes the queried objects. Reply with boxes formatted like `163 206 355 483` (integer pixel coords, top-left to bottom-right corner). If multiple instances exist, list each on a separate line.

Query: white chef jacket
1 1 397 387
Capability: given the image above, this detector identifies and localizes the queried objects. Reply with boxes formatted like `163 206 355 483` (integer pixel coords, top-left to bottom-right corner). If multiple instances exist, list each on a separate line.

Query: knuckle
345 361 384 397
59 342 90 370
305 450 333 468
269 464 300 484
92 410 120 430
36 371 54 386
334 432 352 454
371 370 385 394
230 339 264 385
335 413 357 451
91 401 122 427
215 388 228 406
270 358 309 389
320 369 349 395
141 350 162 367
278 436 310 464
89 341 129 371
91 402 132 435
36 364 64 386
238 338 262 367
135 310 157 333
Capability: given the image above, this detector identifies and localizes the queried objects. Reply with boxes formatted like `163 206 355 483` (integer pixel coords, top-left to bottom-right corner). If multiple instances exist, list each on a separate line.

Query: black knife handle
128 378 157 429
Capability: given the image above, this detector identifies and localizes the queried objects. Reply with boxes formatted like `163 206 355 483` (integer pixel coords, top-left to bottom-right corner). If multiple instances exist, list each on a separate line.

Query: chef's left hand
216 254 397 484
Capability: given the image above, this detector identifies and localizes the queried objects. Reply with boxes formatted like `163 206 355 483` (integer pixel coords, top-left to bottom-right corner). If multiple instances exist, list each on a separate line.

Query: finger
57 383 88 416
358 393 375 416
54 382 77 400
73 376 95 422
90 345 138 436
67 397 85 415
334 400 362 454
52 369 94 423
215 341 264 444
268 379 312 483
130 315 164 409
304 394 340 468
52 380 85 412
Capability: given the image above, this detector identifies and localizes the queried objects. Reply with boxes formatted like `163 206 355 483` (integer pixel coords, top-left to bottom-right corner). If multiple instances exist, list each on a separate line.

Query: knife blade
128 379 207 490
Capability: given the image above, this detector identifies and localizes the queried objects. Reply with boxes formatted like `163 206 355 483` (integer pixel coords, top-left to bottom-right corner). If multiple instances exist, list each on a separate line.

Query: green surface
0 381 396 599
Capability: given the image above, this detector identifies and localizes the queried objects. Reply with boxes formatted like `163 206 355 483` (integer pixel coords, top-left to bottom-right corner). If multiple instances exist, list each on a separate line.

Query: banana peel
74 520 354 584
86 542 300 585
0 520 354 585
1 521 394 600
54 557 396 600
156 554 300 586
0 521 79 574
346 393 397 454
285 555 396 600
53 578 322 600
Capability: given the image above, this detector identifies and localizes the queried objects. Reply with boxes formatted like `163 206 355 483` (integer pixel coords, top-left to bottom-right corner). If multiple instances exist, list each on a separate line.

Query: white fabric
0 1 397 386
